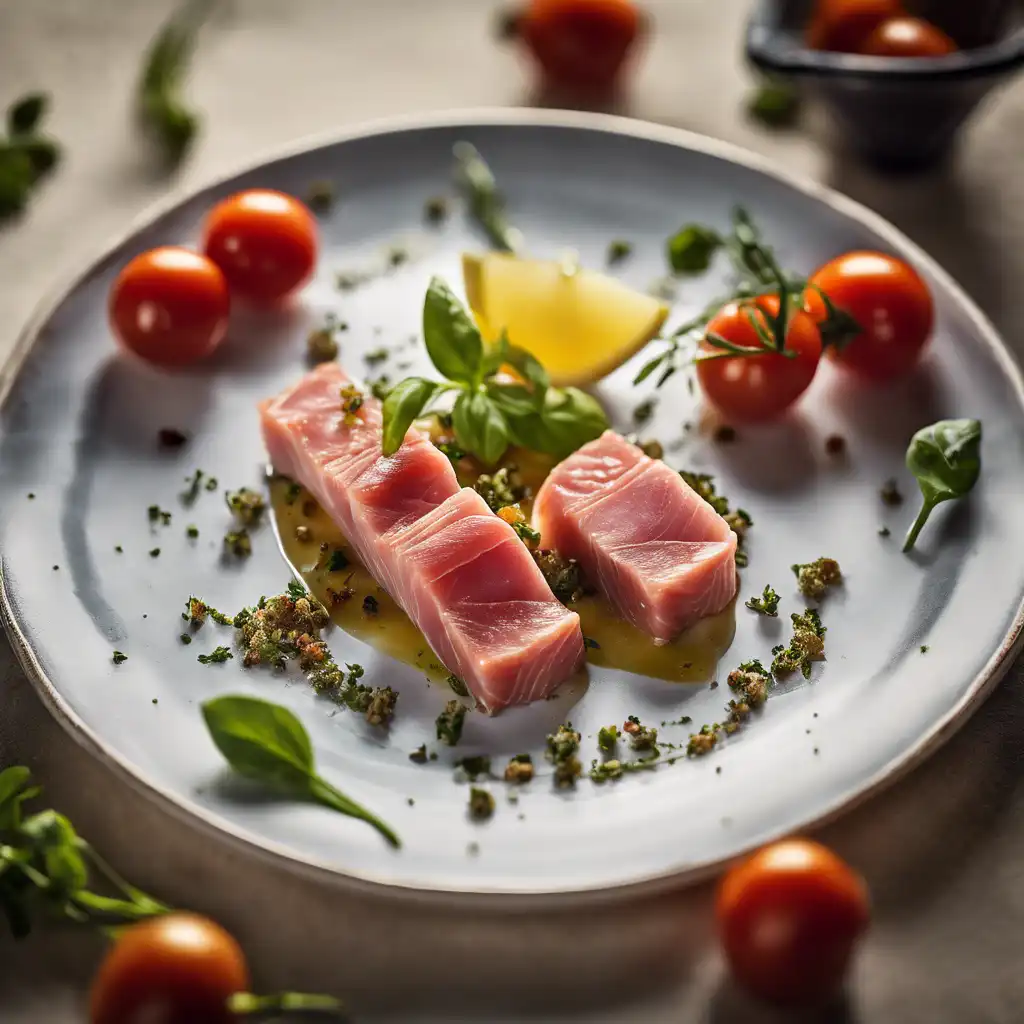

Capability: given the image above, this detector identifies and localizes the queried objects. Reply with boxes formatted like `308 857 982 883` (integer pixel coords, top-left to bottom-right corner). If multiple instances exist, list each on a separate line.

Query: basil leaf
747 81 801 128
486 382 539 420
17 138 60 180
7 94 47 137
503 343 549 401
538 388 609 458
201 695 400 847
667 225 722 275
381 376 441 456
0 766 31 817
481 329 510 378
202 695 315 789
452 390 510 466
0 145 34 218
903 418 982 552
423 277 484 385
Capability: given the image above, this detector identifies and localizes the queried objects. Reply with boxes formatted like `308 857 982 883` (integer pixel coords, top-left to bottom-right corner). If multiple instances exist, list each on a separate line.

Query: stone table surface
1 2 1023 1022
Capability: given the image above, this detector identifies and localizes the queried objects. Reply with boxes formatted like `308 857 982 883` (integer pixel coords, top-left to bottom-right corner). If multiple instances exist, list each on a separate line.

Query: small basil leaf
503 343 549 400
481 329 510 378
903 418 982 552
16 137 61 180
452 390 510 466
201 695 315 789
7 93 47 137
539 388 609 458
747 80 801 128
486 382 539 420
381 377 441 456
667 225 722 275
202 695 400 847
0 766 31 813
0 146 34 218
423 277 484 385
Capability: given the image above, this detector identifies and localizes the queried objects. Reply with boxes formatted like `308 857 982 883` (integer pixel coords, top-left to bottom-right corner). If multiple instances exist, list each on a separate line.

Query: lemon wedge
462 252 669 387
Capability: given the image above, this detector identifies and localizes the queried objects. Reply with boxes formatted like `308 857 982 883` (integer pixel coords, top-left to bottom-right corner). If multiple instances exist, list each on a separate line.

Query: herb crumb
878 526 891 538
112 650 128 665
504 753 534 784
881 478 904 506
436 700 467 746
306 180 334 213
362 595 379 616
424 196 449 223
158 427 189 448
179 633 192 645
745 584 780 616
197 646 233 665
148 548 161 558
607 239 633 264
920 644 930 654
791 557 842 600
545 723 582 787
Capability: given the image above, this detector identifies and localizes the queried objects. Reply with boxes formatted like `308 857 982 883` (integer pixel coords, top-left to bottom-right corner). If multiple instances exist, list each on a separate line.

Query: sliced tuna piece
532 430 737 643
260 363 584 709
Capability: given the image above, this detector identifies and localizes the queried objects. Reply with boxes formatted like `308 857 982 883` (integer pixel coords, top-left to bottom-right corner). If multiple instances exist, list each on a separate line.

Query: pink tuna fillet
260 363 584 710
532 430 737 643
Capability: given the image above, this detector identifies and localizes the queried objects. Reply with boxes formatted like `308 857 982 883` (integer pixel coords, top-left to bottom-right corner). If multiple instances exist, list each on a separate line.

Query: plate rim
2 106 1022 907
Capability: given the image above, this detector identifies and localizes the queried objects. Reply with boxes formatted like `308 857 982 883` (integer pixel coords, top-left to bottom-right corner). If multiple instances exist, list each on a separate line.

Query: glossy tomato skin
90 913 249 1024
806 250 934 382
109 247 229 368
202 189 317 305
861 16 957 56
521 0 641 92
696 295 823 423
717 839 870 1006
806 0 903 53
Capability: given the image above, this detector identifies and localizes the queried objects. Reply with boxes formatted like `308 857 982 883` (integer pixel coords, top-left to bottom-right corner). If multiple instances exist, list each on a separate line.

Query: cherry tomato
520 0 642 92
806 0 903 53
861 16 957 57
805 251 934 381
109 247 229 368
202 189 317 305
89 913 249 1024
717 839 870 1006
696 295 823 423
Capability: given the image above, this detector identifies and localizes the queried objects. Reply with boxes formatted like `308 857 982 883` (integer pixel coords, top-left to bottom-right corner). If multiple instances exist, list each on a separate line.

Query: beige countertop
1 2 1023 1021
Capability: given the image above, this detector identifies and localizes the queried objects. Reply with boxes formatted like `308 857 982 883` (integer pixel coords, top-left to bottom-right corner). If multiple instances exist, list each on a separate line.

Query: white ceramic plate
1 111 1022 899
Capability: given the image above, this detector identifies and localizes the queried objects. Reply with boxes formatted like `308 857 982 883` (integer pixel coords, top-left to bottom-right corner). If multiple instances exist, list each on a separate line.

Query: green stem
306 775 401 848
902 499 935 552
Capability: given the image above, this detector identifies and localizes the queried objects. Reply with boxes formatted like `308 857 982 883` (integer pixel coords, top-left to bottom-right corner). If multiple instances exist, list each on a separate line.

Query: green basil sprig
902 418 982 552
201 695 400 847
381 276 609 464
0 766 170 938
138 0 214 164
0 92 61 220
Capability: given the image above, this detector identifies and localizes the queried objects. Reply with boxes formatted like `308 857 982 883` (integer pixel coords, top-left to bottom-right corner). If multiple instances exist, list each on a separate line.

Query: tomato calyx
804 282 863 351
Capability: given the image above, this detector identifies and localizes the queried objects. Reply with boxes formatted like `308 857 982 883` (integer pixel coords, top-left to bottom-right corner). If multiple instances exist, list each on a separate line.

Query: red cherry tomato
806 0 903 53
717 839 871 1006
696 295 823 423
202 189 317 305
109 247 229 368
520 0 642 92
860 16 957 56
805 251 934 381
89 913 249 1024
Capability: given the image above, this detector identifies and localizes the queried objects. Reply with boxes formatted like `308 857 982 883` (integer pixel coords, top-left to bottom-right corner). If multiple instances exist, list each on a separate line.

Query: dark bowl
745 0 1024 170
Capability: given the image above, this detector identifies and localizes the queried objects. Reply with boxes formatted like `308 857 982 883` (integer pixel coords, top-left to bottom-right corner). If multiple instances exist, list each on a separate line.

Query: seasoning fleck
825 434 846 456
468 787 495 821
424 196 449 223
112 651 128 665
158 427 189 448
148 548 161 558
197 646 234 665
362 595 379 616
881 478 904 506
607 239 633 264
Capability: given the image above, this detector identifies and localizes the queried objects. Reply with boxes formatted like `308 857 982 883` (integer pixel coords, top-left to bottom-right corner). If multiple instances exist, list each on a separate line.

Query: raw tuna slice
260 363 584 710
532 430 737 643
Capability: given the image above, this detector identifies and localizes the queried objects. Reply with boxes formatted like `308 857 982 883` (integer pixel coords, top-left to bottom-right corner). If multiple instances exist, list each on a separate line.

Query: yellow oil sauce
269 450 736 686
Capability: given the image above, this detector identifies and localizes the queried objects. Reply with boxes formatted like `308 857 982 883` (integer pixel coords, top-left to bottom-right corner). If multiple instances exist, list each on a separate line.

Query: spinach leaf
201 696 400 847
452 390 510 466
381 377 443 456
666 224 722 274
903 418 982 552
422 276 484 386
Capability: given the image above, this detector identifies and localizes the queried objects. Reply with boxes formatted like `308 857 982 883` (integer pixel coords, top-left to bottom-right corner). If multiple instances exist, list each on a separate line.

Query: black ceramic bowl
746 0 1024 169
